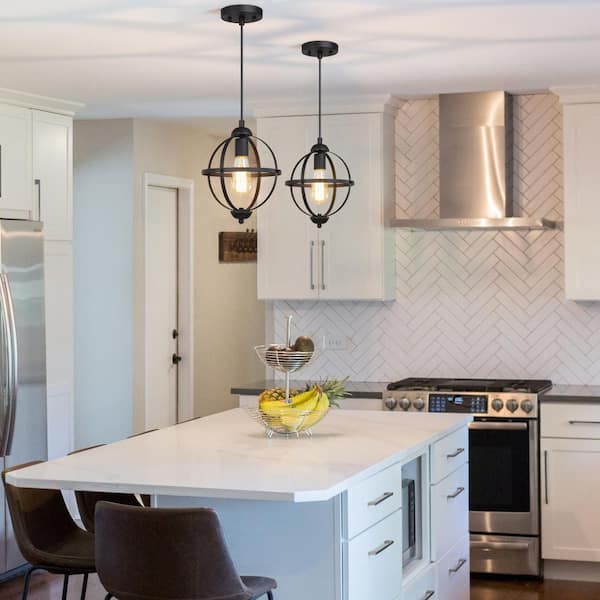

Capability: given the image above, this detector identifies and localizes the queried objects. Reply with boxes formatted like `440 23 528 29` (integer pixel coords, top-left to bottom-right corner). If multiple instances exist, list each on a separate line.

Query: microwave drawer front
542 402 600 439
347 509 403 600
431 463 469 561
431 426 468 485
435 535 470 600
346 462 403 539
402 564 436 600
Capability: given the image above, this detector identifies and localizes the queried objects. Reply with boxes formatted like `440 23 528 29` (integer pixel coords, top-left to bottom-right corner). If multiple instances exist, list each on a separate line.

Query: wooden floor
2 572 600 599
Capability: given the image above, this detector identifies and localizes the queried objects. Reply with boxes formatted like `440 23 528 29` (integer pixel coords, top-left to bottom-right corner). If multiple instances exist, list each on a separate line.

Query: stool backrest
95 502 252 600
2 461 78 565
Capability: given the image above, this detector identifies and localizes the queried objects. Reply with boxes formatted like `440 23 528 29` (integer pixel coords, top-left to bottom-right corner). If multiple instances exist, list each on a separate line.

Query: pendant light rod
318 55 322 142
239 19 244 125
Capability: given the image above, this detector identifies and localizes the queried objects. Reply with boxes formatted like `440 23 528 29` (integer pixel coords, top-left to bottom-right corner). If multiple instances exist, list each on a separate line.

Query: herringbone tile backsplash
271 94 600 385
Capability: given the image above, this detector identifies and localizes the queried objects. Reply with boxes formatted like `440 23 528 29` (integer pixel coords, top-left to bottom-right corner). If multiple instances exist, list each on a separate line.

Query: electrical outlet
322 334 349 351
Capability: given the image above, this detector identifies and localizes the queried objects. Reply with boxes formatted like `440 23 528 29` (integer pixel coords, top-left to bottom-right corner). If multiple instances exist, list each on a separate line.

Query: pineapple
302 377 350 408
259 387 298 404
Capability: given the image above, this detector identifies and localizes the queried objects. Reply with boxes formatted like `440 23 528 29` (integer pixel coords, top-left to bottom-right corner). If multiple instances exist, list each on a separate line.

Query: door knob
172 353 182 365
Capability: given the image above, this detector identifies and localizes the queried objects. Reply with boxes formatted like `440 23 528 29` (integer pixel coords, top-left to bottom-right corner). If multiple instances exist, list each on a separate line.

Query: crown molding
0 87 84 116
251 94 400 119
551 85 600 105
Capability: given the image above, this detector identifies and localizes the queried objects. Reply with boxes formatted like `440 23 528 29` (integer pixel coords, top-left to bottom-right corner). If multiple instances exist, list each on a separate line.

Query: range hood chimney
392 91 558 231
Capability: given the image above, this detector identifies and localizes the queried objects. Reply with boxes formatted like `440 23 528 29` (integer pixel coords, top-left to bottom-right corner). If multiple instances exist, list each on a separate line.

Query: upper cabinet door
319 113 394 301
0 104 33 219
33 111 73 241
257 115 319 300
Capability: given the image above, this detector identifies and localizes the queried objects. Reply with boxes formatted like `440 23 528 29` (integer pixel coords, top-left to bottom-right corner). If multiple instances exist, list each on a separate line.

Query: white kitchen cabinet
33 111 73 240
256 104 395 301
0 104 33 219
541 436 600 561
555 88 600 300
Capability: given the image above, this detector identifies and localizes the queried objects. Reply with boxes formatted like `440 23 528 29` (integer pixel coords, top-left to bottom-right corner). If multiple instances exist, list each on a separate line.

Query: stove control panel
383 390 538 418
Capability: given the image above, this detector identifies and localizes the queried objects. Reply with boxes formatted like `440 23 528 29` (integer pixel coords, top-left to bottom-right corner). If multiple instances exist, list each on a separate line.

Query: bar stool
2 461 95 600
95 502 277 600
70 430 158 532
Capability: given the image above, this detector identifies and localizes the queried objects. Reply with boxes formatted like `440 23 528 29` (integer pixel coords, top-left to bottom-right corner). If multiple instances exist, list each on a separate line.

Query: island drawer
430 463 469 560
347 509 403 600
435 534 470 600
430 427 468 485
401 564 436 600
542 402 600 439
345 462 403 539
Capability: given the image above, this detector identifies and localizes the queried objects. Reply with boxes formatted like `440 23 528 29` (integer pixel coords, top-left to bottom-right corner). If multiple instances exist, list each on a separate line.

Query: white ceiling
1 0 600 119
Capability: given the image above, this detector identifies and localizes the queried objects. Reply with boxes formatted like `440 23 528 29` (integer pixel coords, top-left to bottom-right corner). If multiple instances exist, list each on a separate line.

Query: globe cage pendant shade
202 5 281 224
285 41 354 228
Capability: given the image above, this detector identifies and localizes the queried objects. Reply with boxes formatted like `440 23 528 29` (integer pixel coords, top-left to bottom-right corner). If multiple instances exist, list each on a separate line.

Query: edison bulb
231 154 253 196
310 168 328 204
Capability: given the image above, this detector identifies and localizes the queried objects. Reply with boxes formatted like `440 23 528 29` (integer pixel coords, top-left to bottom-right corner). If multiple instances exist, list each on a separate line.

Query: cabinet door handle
368 491 394 506
422 592 435 600
34 179 41 220
448 558 467 574
447 486 465 500
309 241 315 290
544 449 549 505
446 447 465 459
320 240 326 290
368 539 394 557
568 420 600 425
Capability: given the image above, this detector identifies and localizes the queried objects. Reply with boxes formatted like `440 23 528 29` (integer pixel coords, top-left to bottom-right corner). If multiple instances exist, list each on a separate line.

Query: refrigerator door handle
0 273 17 456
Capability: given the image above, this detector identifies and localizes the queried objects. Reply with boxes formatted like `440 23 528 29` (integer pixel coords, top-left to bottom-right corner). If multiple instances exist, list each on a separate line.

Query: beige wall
74 118 265 443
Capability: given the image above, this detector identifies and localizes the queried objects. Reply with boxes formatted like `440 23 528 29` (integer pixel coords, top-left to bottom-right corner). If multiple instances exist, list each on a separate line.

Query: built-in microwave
402 478 417 566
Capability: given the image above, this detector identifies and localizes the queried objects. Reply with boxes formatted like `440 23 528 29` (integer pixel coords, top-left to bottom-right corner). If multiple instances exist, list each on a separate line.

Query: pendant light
286 41 354 227
202 5 280 224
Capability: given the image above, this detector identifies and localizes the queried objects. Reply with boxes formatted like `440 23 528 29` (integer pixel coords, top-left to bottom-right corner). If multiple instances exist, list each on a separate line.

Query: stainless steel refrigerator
0 220 47 576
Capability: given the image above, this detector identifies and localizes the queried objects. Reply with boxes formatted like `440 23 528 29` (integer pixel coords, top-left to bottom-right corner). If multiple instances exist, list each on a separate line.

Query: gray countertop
542 385 600 402
231 380 387 399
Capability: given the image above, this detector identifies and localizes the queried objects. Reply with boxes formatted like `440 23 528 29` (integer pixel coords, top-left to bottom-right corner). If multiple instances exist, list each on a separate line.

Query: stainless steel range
383 378 552 577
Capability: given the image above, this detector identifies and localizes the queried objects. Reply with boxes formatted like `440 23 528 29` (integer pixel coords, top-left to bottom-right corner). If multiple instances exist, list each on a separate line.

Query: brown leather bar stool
70 430 158 532
2 461 95 600
96 502 277 600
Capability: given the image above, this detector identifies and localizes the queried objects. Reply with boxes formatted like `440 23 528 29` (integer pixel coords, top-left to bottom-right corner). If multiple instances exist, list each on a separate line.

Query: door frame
142 173 195 428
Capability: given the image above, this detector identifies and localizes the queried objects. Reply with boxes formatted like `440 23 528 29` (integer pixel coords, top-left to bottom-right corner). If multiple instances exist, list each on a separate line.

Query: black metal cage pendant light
202 5 281 224
286 41 354 228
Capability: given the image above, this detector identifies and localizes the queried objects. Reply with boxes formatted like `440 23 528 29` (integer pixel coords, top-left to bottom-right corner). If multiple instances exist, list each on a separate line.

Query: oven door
469 419 538 536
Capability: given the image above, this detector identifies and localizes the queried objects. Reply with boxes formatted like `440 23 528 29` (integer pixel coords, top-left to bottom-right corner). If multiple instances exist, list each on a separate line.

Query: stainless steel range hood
392 91 559 231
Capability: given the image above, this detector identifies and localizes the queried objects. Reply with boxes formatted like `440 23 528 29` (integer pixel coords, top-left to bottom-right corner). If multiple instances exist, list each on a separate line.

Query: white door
541 437 600 561
145 185 179 429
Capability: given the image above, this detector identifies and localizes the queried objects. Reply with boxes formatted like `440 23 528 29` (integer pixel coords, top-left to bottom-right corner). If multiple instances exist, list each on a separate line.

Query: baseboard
544 559 600 582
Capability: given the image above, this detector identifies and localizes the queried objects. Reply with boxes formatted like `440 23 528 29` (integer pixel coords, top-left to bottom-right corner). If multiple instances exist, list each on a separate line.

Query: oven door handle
468 421 528 431
471 540 531 551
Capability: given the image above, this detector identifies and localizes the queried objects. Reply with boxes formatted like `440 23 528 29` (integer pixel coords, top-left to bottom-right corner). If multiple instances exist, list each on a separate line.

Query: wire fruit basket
245 406 328 437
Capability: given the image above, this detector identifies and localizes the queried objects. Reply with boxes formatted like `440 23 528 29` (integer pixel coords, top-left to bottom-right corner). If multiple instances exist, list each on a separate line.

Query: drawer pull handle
568 420 600 425
368 491 394 507
446 447 465 459
447 486 465 500
448 558 467 574
368 539 395 557
422 592 435 600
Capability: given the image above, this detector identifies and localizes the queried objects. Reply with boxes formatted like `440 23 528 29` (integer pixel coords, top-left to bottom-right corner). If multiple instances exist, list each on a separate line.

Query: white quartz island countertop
7 408 471 502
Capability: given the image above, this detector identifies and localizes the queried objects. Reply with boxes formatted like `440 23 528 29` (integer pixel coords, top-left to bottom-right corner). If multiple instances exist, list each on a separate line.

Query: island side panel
156 495 343 600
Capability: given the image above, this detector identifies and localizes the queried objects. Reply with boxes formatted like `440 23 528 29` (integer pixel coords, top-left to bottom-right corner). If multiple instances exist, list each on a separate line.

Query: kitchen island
7 409 471 600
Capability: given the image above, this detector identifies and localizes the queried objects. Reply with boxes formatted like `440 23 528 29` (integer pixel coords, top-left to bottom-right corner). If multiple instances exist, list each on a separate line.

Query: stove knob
399 397 411 411
492 398 504 412
521 399 534 414
384 396 398 411
506 399 519 413
413 397 425 411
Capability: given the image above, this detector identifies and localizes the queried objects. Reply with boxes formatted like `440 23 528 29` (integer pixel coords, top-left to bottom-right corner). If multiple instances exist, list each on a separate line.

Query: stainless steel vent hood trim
392 91 559 231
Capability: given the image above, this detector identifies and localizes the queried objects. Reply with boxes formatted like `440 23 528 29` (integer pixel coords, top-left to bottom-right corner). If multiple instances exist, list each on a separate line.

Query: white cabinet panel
257 115 317 300
430 426 468 485
402 564 436 600
33 111 72 240
541 437 600 561
0 104 33 218
435 535 470 600
541 401 600 439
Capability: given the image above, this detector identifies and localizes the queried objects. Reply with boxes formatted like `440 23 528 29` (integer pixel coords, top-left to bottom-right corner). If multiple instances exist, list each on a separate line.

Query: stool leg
21 567 35 600
80 573 89 600
105 594 114 600
62 574 69 600
267 592 274 600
